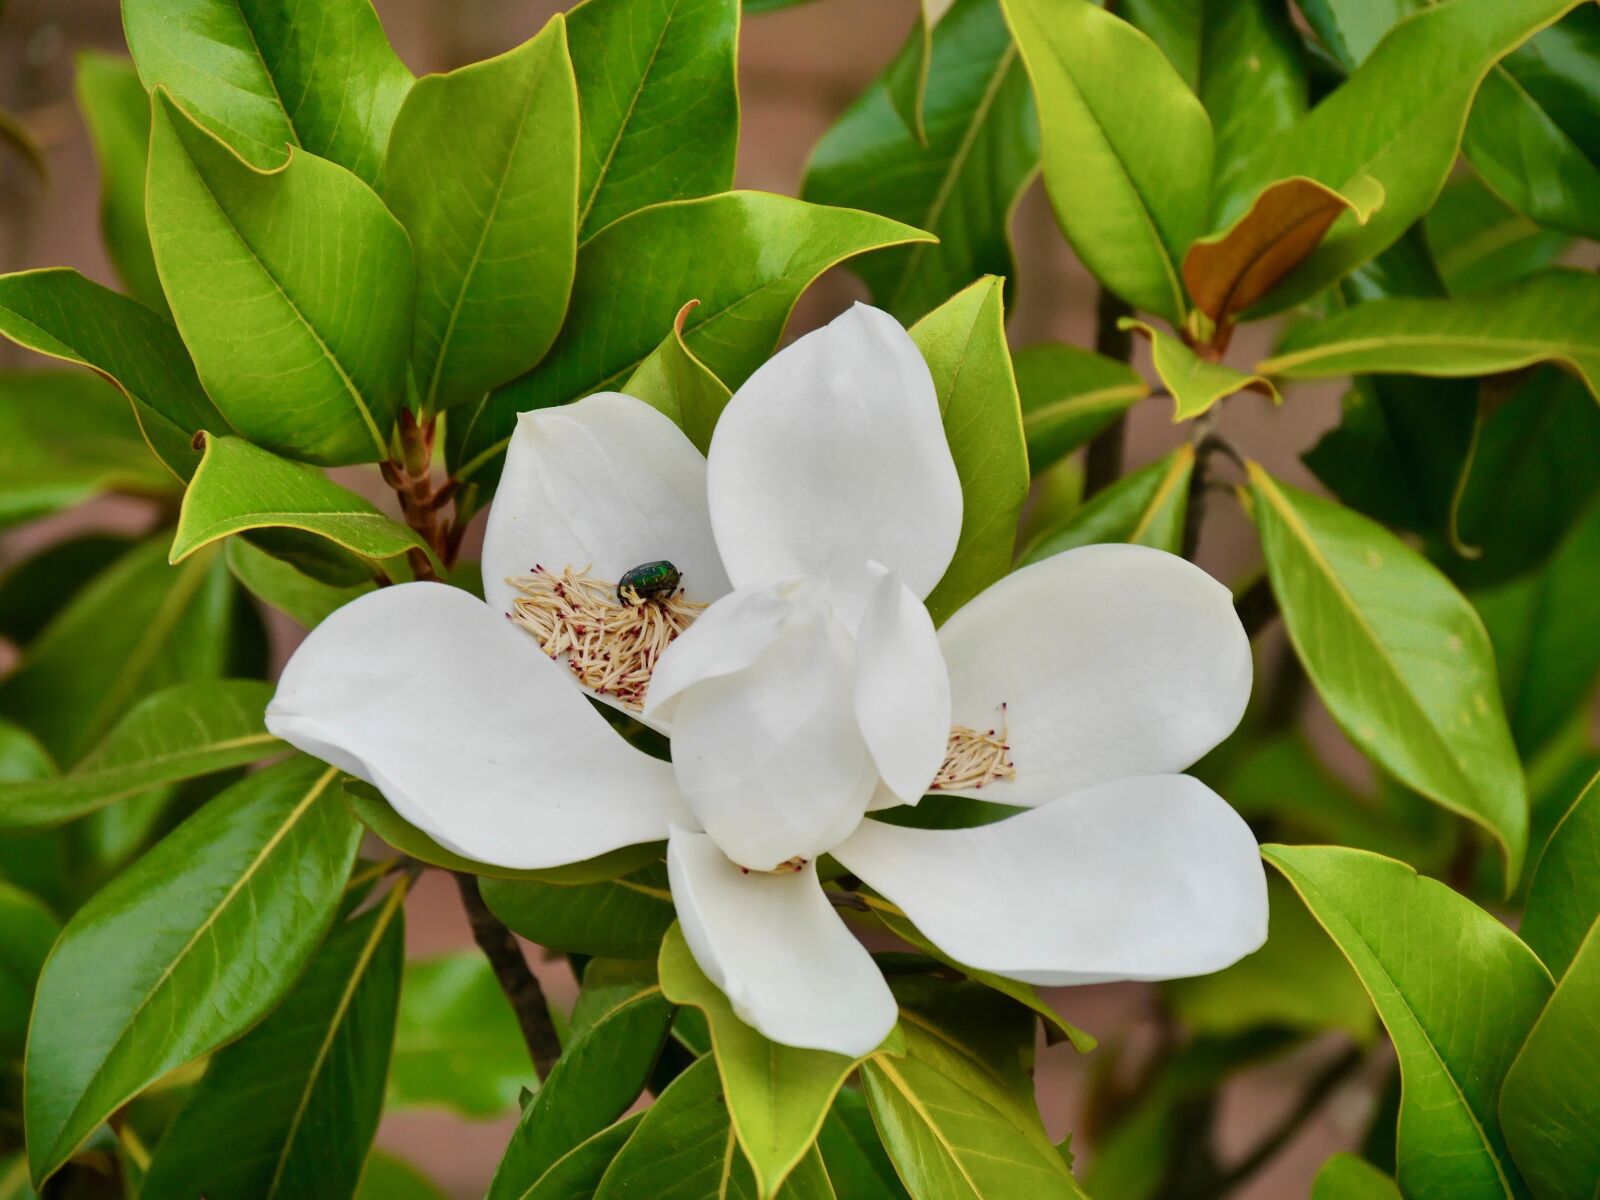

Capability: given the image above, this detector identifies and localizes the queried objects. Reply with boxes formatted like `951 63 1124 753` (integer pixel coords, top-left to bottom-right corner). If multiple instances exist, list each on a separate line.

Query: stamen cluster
930 705 1016 791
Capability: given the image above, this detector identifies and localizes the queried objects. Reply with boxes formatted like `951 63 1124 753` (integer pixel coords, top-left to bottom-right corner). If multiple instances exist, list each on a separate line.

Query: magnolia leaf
487 960 671 1200
172 435 431 568
0 882 58 1060
1259 269 1600 400
568 0 738 241
1265 845 1552 1200
1012 342 1148 474
24 758 361 1186
139 883 405 1200
1121 319 1278 421
482 865 675 958
1424 173 1570 298
1019 445 1193 562
1196 0 1308 198
121 0 412 184
1499 916 1600 1200
1183 176 1384 323
912 277 1029 624
380 17 578 412
520 1115 643 1200
1312 1154 1403 1200
449 192 931 489
1249 466 1528 886
883 1 955 146
1003 0 1210 323
75 53 166 313
225 537 375 630
623 299 732 455
659 923 902 1199
0 268 227 480
146 90 414 466
357 1151 447 1200
1520 769 1600 979
0 680 278 832
819 1088 910 1200
803 0 1037 324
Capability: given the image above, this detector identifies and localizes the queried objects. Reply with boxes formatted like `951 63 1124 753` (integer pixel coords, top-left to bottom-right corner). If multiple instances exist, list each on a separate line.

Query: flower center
930 704 1016 791
505 564 705 710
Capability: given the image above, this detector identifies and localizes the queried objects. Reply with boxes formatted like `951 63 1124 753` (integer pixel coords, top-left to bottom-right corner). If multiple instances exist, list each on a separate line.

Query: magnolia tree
0 0 1596 1196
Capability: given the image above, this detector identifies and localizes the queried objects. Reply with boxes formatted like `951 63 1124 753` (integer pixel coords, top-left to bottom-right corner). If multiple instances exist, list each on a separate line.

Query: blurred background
0 1 1394 1195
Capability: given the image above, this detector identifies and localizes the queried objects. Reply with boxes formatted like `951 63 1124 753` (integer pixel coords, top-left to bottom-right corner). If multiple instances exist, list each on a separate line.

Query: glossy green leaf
1196 0 1307 198
803 0 1037 324
819 1088 910 1200
660 924 897 1198
1261 270 1600 399
1264 845 1552 1200
1520 769 1600 979
0 538 237 766
623 299 733 455
1499 916 1600 1200
1424 173 1570 298
1020 445 1193 563
910 278 1028 623
521 1115 643 1200
1123 318 1278 420
0 268 227 480
171 435 429 569
75 52 165 313
482 864 675 958
1312 1154 1403 1200
380 17 578 412
0 882 59 1059
1219 0 1585 314
146 90 414 465
357 1150 446 1200
225 536 376 629
24 757 361 1186
0 680 278 832
450 192 930 488
1011 341 1147 474
121 0 411 184
568 0 739 241
1003 0 1211 322
140 882 404 1200
1249 466 1527 885
388 952 534 1118
487 959 671 1200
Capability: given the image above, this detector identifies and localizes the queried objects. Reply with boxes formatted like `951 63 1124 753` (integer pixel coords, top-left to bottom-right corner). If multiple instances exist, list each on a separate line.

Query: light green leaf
1424 173 1570 298
488 959 671 1200
803 0 1037 324
146 90 414 466
1312 1154 1403 1200
139 882 405 1200
911 278 1028 623
1248 466 1527 886
521 1115 643 1200
0 679 278 832
818 1088 910 1200
24 757 361 1186
482 864 675 958
1500 916 1600 1200
568 0 739 241
1011 341 1147 474
75 52 166 313
1264 844 1552 1200
357 1150 446 1200
659 924 899 1199
1520 769 1600 979
171 435 430 568
449 192 931 489
121 0 411 184
380 17 578 412
0 882 59 1060
623 299 733 455
225 536 376 629
0 268 227 480
388 952 534 1119
1123 319 1278 421
1002 0 1211 322
1259 269 1600 400
1019 444 1193 562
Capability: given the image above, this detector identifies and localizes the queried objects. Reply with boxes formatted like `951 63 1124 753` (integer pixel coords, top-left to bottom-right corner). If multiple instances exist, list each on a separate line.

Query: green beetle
617 560 682 603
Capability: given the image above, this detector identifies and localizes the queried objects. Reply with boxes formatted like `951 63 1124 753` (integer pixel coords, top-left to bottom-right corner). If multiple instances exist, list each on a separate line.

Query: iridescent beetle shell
617 560 681 603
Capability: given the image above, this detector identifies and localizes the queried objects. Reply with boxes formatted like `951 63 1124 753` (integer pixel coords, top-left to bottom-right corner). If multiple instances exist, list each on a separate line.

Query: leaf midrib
1265 333 1591 374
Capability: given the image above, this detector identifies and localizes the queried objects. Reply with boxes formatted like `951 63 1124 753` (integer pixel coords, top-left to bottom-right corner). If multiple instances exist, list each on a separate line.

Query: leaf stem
453 871 563 1078
1213 1045 1365 1193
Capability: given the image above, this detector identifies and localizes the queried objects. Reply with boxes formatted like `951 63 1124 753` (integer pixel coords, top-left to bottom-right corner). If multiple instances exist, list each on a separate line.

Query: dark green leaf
819 1088 910 1200
225 536 376 629
0 534 137 646
1197 0 1307 199
0 882 59 1059
522 1115 643 1200
1424 173 1570 298
1520 769 1600 979
482 864 675 958
357 1150 446 1200
1020 445 1193 562
1011 342 1146 475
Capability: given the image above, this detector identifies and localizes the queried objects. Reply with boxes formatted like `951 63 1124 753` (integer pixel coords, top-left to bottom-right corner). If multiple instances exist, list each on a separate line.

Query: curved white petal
855 564 950 804
833 774 1267 985
265 582 691 869
669 827 897 1056
706 303 962 602
668 592 876 872
481 392 731 618
937 544 1251 806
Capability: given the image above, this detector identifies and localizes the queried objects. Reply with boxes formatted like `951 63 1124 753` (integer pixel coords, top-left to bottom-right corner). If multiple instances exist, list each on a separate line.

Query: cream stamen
930 704 1016 791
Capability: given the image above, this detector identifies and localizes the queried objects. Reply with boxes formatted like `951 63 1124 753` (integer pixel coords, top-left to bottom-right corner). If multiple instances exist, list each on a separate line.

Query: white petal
481 392 731 618
265 582 691 869
706 303 962 602
668 826 896 1056
668 592 876 872
833 774 1267 984
855 564 950 804
937 543 1251 806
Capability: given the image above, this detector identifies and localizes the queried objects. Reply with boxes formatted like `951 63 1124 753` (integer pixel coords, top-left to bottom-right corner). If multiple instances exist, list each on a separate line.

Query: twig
1235 576 1278 640
1214 1045 1365 1193
453 872 563 1078
1084 288 1134 498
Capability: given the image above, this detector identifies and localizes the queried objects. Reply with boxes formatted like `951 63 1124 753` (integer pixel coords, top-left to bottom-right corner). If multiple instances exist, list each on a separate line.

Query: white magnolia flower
266 304 1268 1058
